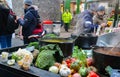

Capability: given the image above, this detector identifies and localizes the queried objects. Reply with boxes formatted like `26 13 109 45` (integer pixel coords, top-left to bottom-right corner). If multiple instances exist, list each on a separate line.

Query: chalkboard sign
111 70 120 77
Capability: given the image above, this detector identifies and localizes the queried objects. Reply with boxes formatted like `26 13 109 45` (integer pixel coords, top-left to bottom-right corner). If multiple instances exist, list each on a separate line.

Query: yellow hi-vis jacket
62 12 72 23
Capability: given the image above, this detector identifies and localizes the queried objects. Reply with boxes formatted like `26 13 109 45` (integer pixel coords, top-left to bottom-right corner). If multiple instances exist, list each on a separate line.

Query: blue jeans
0 34 12 48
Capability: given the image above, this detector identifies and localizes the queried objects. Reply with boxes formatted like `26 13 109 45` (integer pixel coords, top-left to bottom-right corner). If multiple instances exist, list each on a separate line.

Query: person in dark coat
0 3 18 48
18 0 40 44
71 4 97 37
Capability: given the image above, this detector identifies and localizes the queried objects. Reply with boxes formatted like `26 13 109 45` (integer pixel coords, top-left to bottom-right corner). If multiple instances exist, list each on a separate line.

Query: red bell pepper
88 71 99 77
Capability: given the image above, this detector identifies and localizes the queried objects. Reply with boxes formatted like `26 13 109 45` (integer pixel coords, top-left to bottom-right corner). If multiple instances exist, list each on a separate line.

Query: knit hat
24 0 33 5
89 3 98 12
97 6 105 11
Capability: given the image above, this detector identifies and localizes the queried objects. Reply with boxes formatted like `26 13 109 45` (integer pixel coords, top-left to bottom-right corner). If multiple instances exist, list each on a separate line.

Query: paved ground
11 26 74 47
60 26 73 38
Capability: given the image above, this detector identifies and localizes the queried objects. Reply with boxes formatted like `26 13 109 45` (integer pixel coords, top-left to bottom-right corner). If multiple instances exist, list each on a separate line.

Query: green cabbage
35 44 63 70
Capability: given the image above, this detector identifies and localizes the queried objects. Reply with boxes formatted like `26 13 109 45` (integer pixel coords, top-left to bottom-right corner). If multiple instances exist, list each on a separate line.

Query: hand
118 23 120 27
16 16 21 20
21 15 24 19
100 23 107 27
19 35 23 40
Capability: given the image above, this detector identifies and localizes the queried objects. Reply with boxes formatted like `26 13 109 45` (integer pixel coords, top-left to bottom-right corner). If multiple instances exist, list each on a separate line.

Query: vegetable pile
48 46 100 77
1 41 101 77
12 48 34 70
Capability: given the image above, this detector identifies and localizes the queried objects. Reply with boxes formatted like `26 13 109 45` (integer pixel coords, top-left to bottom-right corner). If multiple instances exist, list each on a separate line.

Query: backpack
32 23 44 34
7 10 19 33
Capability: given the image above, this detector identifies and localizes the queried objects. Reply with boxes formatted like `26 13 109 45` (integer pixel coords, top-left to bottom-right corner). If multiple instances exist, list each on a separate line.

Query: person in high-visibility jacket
62 9 72 32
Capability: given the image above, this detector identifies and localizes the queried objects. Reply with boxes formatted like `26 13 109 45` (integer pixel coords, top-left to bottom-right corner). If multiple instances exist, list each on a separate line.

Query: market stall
0 36 107 77
0 0 120 77
1 31 120 77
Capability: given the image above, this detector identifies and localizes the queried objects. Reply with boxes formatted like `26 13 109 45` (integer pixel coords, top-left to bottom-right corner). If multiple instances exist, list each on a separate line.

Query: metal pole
113 0 119 27
64 0 71 12
63 0 64 12
76 0 81 14
84 0 87 10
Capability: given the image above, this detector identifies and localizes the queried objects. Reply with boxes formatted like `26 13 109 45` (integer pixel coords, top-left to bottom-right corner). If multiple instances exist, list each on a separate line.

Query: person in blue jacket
18 0 40 44
72 5 97 36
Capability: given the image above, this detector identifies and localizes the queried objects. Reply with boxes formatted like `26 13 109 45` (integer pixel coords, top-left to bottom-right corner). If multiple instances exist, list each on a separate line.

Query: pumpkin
59 67 71 77
49 66 59 74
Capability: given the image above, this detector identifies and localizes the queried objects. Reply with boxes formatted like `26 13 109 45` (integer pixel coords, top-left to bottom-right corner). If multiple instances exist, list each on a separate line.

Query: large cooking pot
75 33 98 49
93 47 120 75
39 38 74 57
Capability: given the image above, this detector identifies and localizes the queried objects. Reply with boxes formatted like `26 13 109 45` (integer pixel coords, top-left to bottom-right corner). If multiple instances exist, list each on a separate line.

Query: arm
18 12 33 28
83 14 94 33
18 26 23 40
93 15 98 25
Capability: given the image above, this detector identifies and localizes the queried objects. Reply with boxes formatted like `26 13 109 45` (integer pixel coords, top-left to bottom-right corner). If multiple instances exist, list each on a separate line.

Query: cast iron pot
93 47 120 75
75 33 98 49
39 38 74 57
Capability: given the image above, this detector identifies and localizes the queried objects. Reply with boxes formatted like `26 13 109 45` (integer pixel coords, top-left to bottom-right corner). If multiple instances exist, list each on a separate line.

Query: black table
0 62 60 77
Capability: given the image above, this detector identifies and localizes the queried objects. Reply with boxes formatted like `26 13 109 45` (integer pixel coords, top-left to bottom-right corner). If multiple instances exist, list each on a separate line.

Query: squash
70 61 80 72
79 66 88 77
71 69 76 74
49 66 59 74
59 67 71 77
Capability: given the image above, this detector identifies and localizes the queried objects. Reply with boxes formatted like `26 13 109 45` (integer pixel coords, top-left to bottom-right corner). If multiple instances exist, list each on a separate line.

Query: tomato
88 71 99 77
70 58 76 63
67 63 71 68
66 59 71 64
87 58 93 66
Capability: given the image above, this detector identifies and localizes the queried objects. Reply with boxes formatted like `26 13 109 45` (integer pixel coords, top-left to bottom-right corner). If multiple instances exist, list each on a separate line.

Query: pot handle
90 45 100 49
